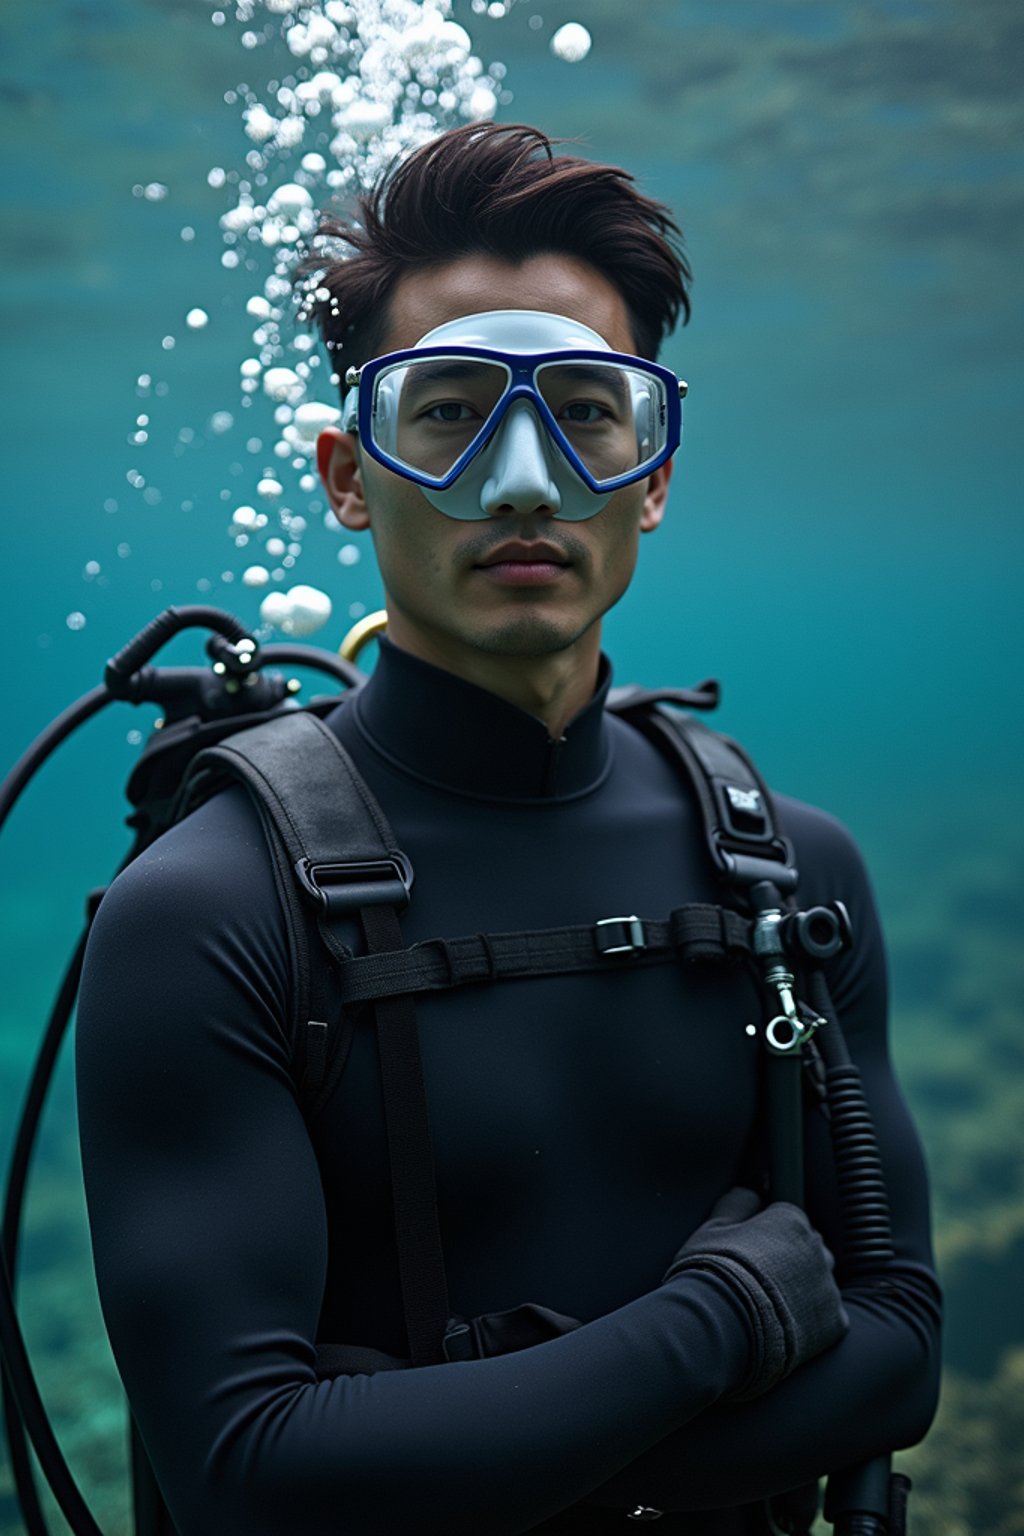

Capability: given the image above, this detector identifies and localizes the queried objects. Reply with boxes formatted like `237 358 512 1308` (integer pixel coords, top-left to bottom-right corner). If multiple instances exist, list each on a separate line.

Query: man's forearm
586 1265 941 1512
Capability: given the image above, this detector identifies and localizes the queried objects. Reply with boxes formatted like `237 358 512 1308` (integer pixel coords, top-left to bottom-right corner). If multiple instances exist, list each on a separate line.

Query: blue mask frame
345 344 685 495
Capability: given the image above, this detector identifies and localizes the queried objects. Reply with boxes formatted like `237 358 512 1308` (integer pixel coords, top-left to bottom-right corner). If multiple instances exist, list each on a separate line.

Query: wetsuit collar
348 636 613 802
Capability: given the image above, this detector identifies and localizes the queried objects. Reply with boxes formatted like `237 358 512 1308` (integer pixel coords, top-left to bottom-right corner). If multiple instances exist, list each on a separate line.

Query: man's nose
479 402 562 517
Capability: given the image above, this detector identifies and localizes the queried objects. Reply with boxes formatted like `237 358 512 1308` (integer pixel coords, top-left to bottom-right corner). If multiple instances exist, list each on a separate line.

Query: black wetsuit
76 639 941 1536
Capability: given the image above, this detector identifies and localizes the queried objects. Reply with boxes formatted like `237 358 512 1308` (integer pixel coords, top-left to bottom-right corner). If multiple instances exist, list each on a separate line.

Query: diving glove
664 1186 849 1402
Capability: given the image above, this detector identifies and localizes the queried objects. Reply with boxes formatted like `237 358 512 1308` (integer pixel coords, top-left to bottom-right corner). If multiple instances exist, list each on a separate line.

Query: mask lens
535 361 669 486
371 356 510 482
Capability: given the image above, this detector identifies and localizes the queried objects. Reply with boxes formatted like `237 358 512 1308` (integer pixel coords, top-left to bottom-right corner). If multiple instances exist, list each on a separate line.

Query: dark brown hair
293 123 691 386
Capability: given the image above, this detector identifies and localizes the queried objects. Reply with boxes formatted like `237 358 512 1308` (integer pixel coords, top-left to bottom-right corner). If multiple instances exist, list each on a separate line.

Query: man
77 124 940 1535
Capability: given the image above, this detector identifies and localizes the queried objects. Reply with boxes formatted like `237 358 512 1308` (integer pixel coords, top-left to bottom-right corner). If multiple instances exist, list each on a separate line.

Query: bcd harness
170 678 905 1536
0 607 906 1536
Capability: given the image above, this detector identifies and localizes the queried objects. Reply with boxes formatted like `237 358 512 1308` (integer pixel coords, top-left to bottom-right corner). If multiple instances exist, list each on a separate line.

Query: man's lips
472 542 572 587
473 542 571 569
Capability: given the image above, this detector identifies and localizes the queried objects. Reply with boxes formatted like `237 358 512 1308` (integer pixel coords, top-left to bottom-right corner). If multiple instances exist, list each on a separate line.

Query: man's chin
468 614 589 659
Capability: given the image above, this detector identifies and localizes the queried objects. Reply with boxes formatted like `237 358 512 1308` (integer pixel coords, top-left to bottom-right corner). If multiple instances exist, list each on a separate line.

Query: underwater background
1 0 1022 1529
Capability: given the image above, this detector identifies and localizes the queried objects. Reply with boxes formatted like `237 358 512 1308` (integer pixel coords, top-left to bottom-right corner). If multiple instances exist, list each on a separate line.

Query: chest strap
330 904 755 1005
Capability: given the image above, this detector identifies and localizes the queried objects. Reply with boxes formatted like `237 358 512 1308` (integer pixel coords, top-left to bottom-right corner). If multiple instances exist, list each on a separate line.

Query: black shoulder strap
607 690 798 899
176 710 451 1368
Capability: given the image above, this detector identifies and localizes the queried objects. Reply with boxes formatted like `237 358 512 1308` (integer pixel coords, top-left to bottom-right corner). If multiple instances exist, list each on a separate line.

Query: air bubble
338 544 360 566
263 366 304 403
550 22 591 61
259 583 332 636
186 308 209 329
292 400 340 439
466 85 497 118
66 611 87 631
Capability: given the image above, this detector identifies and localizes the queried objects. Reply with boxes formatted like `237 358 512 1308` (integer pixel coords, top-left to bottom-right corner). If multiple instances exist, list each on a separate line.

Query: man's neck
383 615 601 740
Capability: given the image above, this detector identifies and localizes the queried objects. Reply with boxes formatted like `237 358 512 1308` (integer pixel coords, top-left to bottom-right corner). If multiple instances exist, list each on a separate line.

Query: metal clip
754 908 826 1054
595 915 646 957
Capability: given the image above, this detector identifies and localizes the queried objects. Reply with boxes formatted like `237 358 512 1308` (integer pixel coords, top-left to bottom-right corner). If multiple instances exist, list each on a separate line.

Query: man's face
317 253 672 675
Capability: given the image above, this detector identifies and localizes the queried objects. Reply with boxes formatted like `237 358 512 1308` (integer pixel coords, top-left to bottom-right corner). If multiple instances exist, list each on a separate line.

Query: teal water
2 0 1022 1529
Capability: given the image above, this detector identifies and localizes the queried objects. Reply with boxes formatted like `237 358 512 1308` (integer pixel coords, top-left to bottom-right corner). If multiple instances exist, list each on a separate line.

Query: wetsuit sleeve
77 795 762 1536
587 807 942 1511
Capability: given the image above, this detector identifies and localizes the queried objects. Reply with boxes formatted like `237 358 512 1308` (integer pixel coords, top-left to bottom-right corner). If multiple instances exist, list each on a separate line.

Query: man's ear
640 457 673 533
317 428 369 531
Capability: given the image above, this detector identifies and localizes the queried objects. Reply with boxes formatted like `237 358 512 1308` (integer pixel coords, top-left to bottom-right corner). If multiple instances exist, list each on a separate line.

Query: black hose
259 642 364 690
3 929 93 1535
806 969 896 1532
807 971 895 1277
105 606 251 695
1 688 112 832
1 1245 104 1536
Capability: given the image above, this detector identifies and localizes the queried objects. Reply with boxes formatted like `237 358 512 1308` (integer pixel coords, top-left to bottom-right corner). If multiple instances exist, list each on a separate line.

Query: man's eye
424 401 479 423
559 401 610 424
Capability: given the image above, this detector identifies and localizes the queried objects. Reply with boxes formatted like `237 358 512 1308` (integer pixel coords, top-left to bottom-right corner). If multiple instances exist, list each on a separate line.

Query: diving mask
342 310 686 522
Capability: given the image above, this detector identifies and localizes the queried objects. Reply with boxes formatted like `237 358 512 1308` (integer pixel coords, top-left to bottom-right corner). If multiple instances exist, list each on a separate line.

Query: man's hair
294 123 691 386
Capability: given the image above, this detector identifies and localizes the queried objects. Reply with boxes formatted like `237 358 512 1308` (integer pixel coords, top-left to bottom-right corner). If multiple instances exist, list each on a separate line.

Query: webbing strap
361 904 450 1368
179 713 447 1363
181 711 411 907
331 904 754 1005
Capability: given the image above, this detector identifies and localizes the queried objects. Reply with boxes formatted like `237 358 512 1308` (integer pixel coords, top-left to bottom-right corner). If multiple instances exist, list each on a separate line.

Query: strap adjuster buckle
295 853 414 915
595 915 646 957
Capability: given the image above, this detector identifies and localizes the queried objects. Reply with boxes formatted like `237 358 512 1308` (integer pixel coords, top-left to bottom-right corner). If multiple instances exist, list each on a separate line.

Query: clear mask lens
369 354 670 489
534 361 668 484
373 358 510 483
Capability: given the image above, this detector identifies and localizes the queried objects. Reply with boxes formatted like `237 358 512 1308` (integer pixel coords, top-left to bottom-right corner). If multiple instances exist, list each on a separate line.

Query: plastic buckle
295 853 414 915
595 915 646 956
442 1318 475 1362
717 846 800 894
